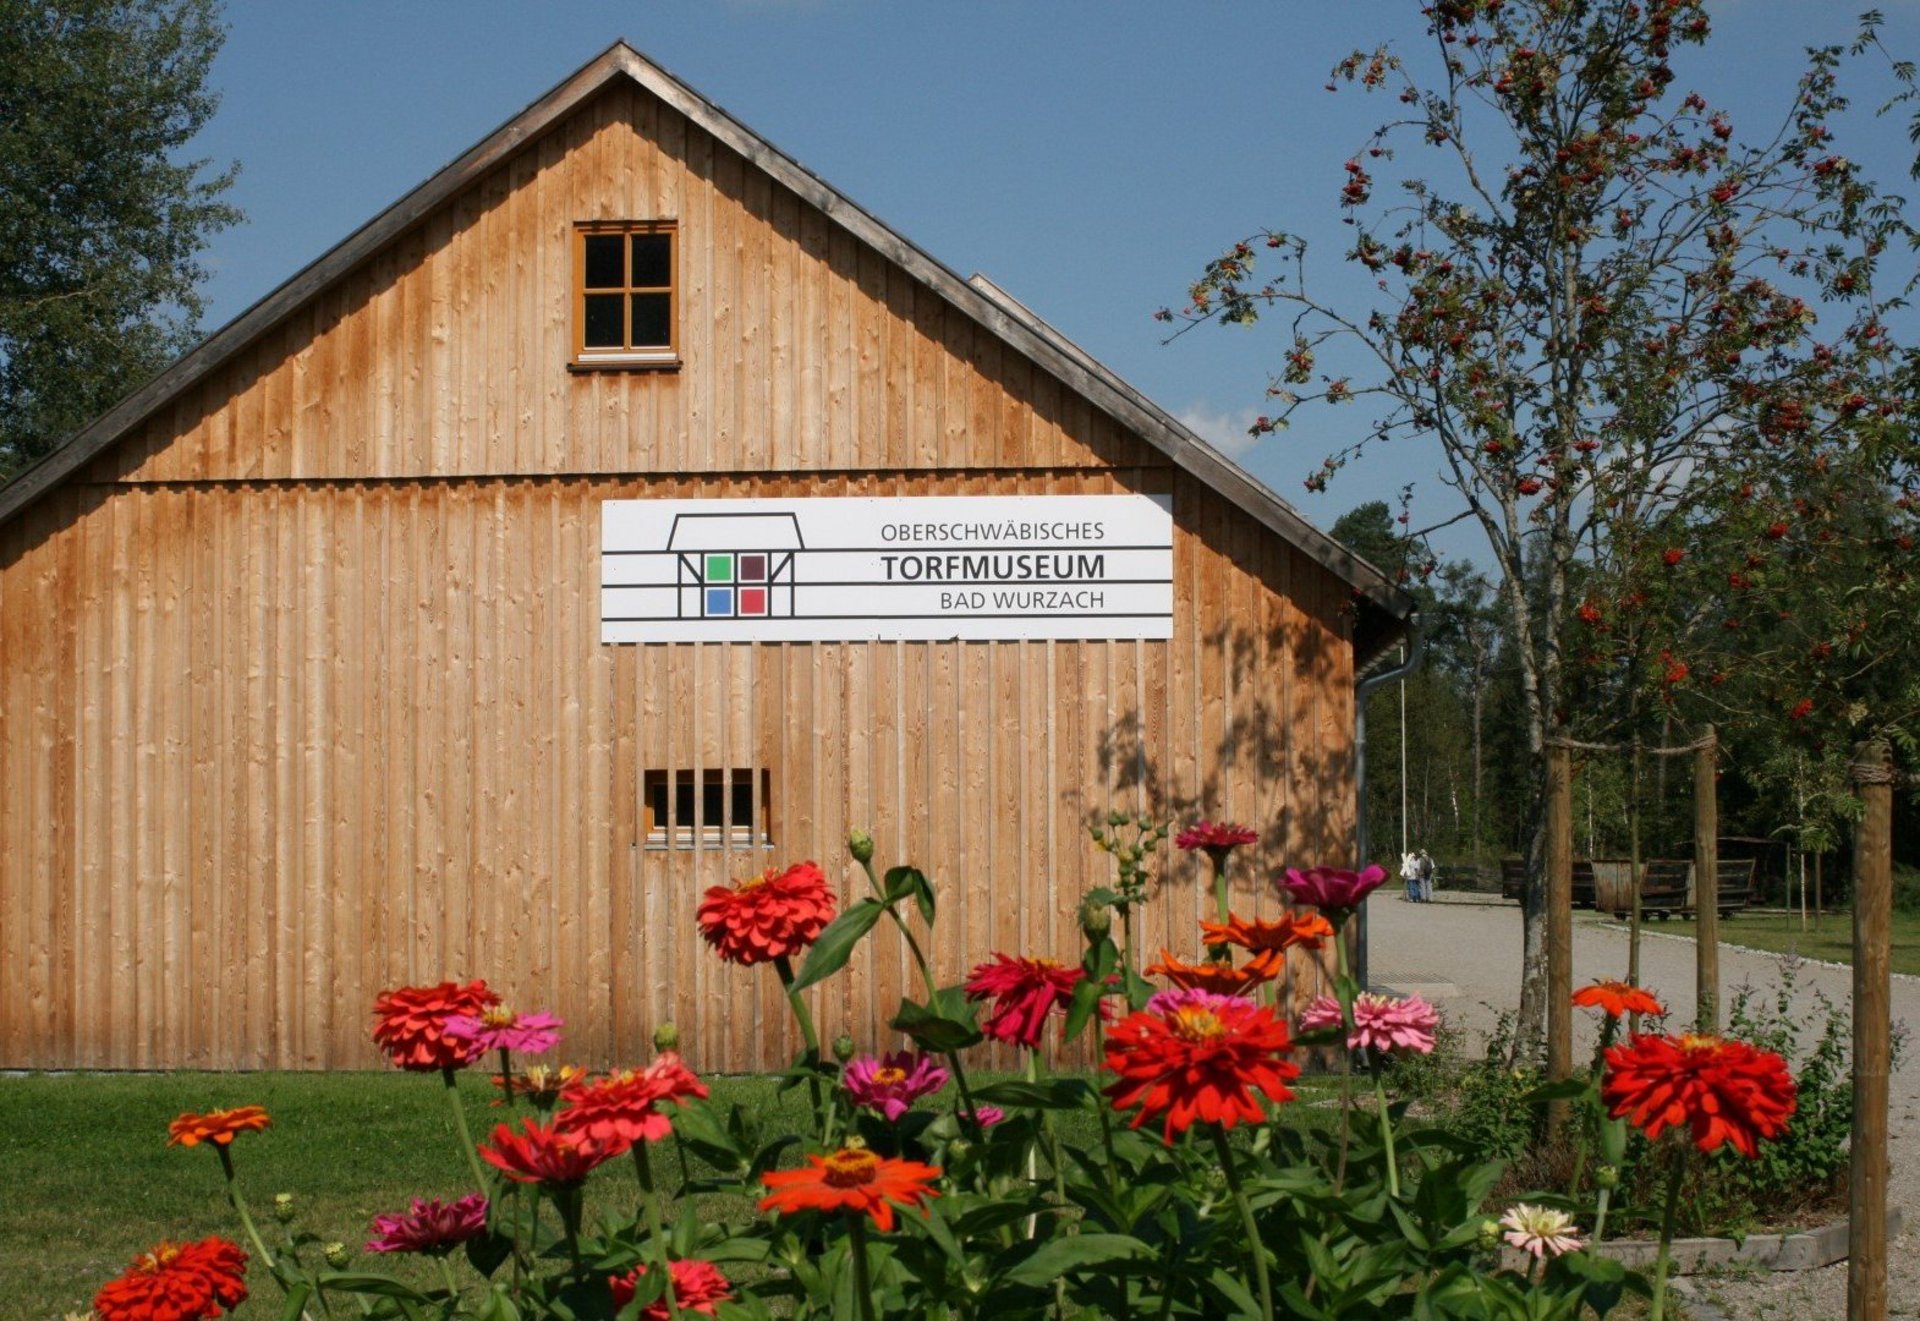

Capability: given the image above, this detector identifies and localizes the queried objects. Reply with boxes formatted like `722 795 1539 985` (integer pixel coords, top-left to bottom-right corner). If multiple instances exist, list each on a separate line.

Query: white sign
601 495 1173 642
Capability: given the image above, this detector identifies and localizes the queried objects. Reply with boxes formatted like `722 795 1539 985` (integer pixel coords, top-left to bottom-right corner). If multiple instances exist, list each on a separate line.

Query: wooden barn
0 43 1411 1073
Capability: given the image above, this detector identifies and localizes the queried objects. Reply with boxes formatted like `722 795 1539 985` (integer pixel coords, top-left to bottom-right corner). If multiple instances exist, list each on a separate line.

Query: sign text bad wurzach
600 495 1173 642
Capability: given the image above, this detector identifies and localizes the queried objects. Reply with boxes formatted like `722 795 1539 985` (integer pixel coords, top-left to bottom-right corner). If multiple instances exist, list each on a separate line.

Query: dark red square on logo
738 553 768 582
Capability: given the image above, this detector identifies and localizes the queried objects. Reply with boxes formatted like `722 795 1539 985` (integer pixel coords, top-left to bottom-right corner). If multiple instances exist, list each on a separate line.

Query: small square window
644 769 772 849
574 221 677 366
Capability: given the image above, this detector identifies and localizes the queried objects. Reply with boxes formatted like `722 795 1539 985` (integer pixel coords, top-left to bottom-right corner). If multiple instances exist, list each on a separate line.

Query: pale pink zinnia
366 1193 489 1255
1278 864 1388 915
1143 985 1254 1018
1499 1203 1585 1260
1299 991 1439 1055
842 1051 950 1121
444 1005 564 1056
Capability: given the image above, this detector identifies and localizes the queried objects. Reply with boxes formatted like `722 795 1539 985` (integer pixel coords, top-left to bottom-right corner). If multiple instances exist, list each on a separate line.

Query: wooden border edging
1498 1208 1902 1276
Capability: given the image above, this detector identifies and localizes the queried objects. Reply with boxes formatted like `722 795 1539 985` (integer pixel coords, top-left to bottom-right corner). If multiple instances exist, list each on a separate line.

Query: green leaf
465 1227 514 1280
883 865 936 925
277 1284 314 1321
1000 1232 1154 1287
791 898 886 991
972 1077 1097 1110
890 989 983 1051
316 1272 436 1302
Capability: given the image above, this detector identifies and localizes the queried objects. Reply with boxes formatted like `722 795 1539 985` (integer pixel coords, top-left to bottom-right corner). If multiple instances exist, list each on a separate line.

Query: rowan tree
0 0 239 477
1168 0 1902 1053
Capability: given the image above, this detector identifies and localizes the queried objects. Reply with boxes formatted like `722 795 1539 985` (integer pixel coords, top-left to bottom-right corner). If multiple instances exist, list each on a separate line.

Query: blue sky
190 1 1920 562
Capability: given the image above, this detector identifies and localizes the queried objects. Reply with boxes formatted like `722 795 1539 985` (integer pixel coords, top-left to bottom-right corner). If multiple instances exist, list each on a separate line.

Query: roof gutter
1352 610 1423 992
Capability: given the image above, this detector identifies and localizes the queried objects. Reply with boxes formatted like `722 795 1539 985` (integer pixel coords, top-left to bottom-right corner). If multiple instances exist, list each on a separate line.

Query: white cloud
1174 402 1263 461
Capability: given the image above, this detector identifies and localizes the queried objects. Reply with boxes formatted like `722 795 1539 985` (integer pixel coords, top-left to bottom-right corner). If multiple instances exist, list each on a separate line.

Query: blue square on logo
705 587 734 617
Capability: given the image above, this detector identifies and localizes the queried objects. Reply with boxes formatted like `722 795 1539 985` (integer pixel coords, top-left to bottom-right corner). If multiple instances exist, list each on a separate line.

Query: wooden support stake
1694 727 1718 1032
1546 742 1573 1137
1848 741 1893 1321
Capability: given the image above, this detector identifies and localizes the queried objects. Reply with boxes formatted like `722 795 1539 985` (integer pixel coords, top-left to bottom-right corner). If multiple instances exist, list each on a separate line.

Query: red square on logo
739 587 767 616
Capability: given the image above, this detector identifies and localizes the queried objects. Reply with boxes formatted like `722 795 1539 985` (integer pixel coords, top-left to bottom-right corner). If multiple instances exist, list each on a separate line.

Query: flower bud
652 1022 680 1053
1476 1218 1503 1252
833 1033 857 1064
1595 1163 1621 1190
272 1192 296 1224
323 1242 352 1269
1080 897 1112 940
947 1137 973 1163
1107 810 1128 827
848 828 875 864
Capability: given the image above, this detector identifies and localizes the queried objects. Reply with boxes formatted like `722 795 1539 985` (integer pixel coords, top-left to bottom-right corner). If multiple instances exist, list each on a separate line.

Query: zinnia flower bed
64 832 1799 1320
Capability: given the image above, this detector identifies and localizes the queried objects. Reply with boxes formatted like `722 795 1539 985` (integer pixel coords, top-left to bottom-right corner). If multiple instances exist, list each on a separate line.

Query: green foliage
1426 1012 1545 1163
0 0 240 476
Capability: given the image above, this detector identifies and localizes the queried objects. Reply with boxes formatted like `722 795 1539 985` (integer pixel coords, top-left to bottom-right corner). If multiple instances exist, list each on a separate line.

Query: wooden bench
1498 858 1597 908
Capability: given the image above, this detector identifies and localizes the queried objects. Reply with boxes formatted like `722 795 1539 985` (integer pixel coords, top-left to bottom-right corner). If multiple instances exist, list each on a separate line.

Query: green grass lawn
1603 906 1920 977
0 1068 1341 1317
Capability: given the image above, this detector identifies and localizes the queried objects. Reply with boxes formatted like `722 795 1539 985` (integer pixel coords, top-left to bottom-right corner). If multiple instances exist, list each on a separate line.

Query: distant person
1401 849 1436 902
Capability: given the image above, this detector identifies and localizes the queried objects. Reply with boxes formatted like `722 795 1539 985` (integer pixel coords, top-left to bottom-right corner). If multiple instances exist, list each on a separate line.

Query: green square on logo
705 553 734 583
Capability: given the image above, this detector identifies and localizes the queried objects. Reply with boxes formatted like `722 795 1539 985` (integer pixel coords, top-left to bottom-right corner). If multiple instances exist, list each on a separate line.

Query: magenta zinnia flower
1300 992 1439 1055
1278 864 1388 915
1144 985 1253 1018
964 954 1084 1049
366 1193 489 1255
1175 820 1260 862
444 1005 564 1056
843 1051 950 1121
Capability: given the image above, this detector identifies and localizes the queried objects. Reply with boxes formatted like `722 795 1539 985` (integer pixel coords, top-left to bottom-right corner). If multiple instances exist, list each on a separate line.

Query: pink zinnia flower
972 1105 1007 1129
1144 985 1253 1018
366 1193 489 1255
609 1258 734 1318
843 1051 950 1121
1500 1203 1585 1260
445 1005 564 1056
1299 992 1440 1055
964 954 1084 1049
1175 820 1260 863
1278 864 1388 915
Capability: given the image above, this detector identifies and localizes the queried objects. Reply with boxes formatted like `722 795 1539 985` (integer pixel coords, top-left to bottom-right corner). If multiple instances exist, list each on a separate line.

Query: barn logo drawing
666 512 803 619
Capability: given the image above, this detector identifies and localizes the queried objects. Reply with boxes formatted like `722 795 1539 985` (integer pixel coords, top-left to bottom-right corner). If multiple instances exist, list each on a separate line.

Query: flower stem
1593 1186 1613 1245
215 1145 277 1273
848 1213 880 1321
436 1253 461 1300
496 1047 515 1108
1207 859 1232 961
772 955 827 1127
442 1066 491 1194
632 1142 682 1321
1333 919 1356 1191
1210 1125 1274 1321
1650 1145 1688 1321
1367 1056 1401 1199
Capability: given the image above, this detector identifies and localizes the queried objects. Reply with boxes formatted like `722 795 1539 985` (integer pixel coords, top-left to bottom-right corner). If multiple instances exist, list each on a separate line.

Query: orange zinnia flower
94 1236 249 1321
371 979 500 1072
479 1118 617 1188
1145 949 1276 996
557 1052 709 1152
696 861 837 965
758 1146 942 1231
167 1106 271 1149
1197 911 1334 976
1572 980 1666 1020
1602 1033 1797 1157
1104 988 1301 1141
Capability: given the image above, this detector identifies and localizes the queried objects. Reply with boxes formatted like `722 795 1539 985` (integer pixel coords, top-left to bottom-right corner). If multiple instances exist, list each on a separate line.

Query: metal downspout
1353 612 1424 991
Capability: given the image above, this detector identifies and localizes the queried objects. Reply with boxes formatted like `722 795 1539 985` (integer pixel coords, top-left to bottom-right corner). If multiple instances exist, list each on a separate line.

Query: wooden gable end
84 82 1160 486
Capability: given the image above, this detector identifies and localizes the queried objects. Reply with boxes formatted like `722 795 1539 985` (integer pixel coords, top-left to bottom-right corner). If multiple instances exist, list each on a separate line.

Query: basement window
644 768 771 849
574 221 678 367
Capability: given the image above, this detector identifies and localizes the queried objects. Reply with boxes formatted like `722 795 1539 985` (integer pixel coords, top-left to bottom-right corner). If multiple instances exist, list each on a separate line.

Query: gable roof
0 40 1413 664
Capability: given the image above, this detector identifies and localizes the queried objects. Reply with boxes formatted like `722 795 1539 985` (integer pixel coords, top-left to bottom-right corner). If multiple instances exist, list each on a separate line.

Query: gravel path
1366 893 1918 1319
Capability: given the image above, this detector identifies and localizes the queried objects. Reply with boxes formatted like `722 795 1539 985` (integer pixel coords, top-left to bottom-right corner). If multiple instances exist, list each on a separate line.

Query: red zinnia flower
557 1052 709 1152
1144 950 1275 996
1197 911 1334 976
94 1237 248 1321
608 1258 734 1318
696 861 837 965
1602 1033 1797 1157
1277 864 1388 915
366 1193 489 1255
371 979 500 1072
167 1106 270 1149
758 1146 942 1231
1104 990 1301 1142
1175 820 1261 862
1572 980 1666 1019
479 1118 617 1187
964 954 1084 1048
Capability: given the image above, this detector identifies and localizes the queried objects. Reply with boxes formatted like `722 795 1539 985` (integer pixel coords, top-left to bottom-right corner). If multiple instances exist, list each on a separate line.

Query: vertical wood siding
0 79 1358 1072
